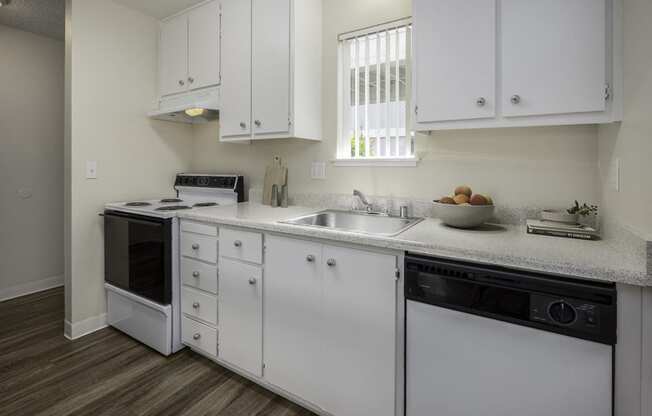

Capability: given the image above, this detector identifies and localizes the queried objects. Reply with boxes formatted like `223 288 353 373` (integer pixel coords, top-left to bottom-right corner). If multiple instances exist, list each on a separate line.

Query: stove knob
548 301 576 325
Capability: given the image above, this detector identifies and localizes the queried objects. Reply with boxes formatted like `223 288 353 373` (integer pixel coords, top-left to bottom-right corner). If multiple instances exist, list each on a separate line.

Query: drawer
181 232 217 264
182 315 217 357
181 257 218 294
182 286 217 326
219 228 263 264
181 220 218 236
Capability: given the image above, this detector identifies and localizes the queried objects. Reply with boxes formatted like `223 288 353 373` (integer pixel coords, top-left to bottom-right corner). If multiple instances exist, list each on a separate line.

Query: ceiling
0 0 65 40
112 0 206 19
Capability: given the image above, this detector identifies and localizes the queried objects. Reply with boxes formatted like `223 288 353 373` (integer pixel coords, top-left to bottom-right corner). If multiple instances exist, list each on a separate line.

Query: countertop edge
178 210 651 287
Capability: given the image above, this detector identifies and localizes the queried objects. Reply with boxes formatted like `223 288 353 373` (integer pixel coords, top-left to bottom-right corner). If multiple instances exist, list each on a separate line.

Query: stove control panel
175 174 239 190
174 174 245 203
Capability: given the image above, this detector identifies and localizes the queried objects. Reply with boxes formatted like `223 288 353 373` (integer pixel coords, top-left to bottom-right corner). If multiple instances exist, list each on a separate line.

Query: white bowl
433 201 495 229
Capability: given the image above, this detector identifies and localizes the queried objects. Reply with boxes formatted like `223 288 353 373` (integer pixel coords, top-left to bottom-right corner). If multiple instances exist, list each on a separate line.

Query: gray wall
0 24 64 300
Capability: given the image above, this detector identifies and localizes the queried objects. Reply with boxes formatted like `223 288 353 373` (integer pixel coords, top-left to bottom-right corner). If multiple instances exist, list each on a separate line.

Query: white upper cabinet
414 0 496 123
220 0 252 138
158 0 220 98
252 0 291 136
159 14 189 97
220 0 322 142
502 0 606 117
413 0 623 130
188 1 221 91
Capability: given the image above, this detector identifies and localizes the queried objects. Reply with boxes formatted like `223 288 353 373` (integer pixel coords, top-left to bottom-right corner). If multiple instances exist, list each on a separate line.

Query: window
337 19 414 164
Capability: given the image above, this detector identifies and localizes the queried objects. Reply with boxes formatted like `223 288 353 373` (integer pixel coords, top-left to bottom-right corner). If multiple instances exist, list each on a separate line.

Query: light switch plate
86 161 98 179
311 162 326 180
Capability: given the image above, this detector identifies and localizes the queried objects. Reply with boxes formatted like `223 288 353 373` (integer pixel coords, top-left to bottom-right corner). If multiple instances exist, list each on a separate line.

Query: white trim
0 274 64 302
331 158 419 167
338 17 412 41
64 313 108 340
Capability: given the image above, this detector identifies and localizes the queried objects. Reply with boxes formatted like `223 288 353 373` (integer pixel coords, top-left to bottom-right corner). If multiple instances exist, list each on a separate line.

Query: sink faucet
353 189 373 212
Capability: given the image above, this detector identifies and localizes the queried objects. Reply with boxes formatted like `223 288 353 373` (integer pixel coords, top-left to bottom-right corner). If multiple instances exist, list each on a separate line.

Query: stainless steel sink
280 209 423 237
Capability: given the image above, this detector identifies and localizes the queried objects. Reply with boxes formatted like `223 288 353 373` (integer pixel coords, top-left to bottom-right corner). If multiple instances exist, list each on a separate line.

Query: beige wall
191 0 600 211
598 0 652 239
66 0 193 326
0 25 64 298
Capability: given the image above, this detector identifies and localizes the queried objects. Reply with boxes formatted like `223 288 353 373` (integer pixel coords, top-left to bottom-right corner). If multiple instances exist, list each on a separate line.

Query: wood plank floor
0 288 315 416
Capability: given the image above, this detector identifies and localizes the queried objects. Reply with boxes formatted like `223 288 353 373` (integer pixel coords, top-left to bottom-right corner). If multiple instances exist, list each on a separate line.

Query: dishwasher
405 254 617 416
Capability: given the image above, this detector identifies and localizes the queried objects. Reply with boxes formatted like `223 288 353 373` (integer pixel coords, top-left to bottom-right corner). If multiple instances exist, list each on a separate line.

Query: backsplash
249 188 558 226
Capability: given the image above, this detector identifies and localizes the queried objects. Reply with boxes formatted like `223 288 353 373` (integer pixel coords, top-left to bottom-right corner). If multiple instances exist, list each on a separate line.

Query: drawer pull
248 277 257 285
306 254 315 262
233 240 242 248
192 302 200 309
193 333 201 340
191 243 200 250
192 271 200 278
326 258 336 267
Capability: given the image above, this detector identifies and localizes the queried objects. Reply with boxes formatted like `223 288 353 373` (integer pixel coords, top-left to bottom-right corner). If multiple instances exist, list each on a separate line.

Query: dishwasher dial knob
548 301 577 325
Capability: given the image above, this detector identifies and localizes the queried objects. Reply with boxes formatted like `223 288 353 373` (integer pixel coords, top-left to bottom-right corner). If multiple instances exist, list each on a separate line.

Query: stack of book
526 219 600 240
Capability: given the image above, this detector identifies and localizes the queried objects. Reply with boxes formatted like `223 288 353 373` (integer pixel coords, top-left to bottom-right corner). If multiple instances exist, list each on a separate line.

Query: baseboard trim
0 274 64 302
64 313 108 340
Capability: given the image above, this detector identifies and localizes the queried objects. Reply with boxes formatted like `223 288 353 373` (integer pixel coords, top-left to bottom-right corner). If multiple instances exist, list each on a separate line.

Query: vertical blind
338 19 413 160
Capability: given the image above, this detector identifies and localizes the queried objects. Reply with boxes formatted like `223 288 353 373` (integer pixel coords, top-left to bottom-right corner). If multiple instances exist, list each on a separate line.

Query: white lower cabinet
264 235 398 416
218 257 263 377
180 222 219 359
264 236 324 406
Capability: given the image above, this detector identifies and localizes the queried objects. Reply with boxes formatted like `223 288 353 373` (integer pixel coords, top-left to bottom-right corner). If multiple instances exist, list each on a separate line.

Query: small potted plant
541 201 598 224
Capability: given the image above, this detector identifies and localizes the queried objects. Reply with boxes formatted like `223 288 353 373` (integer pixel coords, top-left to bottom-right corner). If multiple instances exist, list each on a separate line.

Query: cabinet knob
192 271 200 278
248 277 257 285
191 243 200 250
326 258 336 267
178 80 185 86
192 302 200 309
510 95 521 105
188 77 194 84
193 333 201 340
306 254 315 263
254 120 262 127
476 97 486 107
233 240 242 248
239 122 247 129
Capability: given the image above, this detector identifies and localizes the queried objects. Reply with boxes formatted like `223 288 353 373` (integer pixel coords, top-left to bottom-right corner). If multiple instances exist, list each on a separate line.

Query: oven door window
104 213 171 304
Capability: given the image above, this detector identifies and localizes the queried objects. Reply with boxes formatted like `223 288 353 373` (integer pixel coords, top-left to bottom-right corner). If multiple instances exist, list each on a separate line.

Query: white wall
191 0 600 211
598 0 652 239
0 25 64 299
65 0 193 329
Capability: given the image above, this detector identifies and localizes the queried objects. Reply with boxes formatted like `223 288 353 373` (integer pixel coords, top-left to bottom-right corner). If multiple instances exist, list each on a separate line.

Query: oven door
104 211 172 305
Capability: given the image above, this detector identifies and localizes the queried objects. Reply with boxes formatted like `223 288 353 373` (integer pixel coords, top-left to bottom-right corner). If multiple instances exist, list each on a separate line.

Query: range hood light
185 108 206 117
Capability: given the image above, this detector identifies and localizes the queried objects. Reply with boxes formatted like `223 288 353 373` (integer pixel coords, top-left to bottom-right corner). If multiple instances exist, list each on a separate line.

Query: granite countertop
179 202 651 287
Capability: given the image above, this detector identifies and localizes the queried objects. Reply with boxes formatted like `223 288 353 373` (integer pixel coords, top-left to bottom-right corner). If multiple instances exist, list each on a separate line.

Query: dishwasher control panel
405 254 617 345
530 295 605 336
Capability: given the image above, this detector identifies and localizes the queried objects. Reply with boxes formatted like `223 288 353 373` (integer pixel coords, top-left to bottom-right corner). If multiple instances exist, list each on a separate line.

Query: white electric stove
103 174 244 355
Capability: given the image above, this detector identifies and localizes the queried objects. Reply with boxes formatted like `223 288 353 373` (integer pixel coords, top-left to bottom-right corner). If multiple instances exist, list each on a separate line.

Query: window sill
331 158 419 167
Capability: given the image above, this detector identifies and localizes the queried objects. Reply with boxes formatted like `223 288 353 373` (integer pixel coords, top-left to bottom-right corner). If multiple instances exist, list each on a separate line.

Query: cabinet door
159 14 188 97
218 257 262 376
220 0 252 138
251 0 291 136
413 0 495 123
321 245 397 416
501 0 606 117
188 0 220 90
264 236 324 407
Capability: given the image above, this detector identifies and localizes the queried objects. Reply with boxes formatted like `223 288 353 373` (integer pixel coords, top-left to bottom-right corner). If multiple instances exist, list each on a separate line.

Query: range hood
148 87 220 124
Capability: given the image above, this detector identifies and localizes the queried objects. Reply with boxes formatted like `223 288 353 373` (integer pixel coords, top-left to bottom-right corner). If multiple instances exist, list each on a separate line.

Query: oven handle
102 211 165 227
